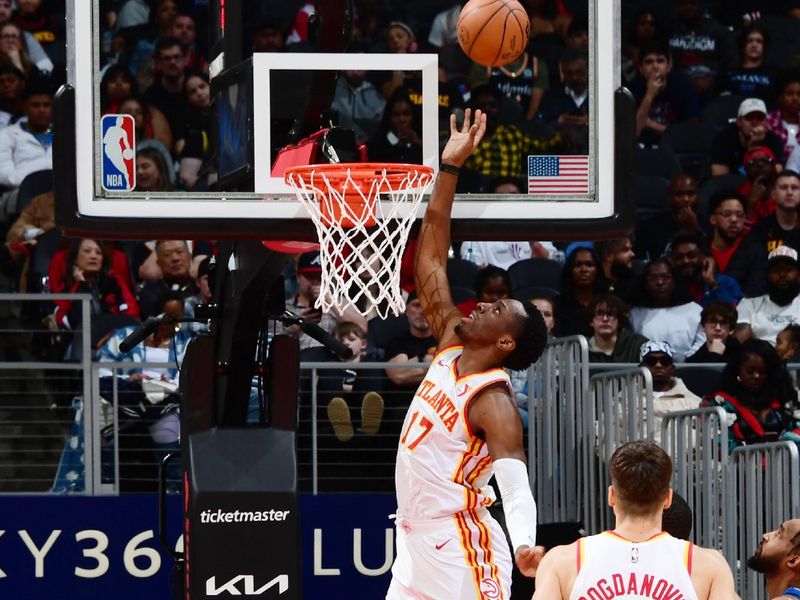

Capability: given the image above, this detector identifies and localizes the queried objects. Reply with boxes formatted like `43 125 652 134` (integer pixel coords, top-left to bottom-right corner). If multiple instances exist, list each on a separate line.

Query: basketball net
285 163 434 319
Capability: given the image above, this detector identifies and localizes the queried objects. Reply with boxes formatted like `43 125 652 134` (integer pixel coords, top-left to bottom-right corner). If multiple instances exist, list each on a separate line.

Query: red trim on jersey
686 542 694 575
431 344 462 363
576 538 583 572
603 530 670 543
455 510 484 596
462 379 514 438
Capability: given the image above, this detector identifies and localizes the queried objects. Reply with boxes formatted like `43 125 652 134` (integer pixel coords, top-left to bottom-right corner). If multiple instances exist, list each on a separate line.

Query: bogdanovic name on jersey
577 572 690 600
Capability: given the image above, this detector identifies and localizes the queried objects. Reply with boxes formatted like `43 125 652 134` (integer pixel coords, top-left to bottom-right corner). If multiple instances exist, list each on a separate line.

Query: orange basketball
457 0 530 67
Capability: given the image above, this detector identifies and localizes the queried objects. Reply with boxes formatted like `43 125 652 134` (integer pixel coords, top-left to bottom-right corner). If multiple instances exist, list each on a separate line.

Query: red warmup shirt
710 236 743 274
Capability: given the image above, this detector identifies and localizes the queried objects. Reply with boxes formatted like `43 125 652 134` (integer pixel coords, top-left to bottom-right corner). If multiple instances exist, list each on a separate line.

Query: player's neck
611 513 663 542
458 347 499 376
767 570 800 598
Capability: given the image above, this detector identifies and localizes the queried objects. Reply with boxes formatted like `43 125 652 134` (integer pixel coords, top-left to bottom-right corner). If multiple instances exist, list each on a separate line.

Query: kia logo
206 574 289 596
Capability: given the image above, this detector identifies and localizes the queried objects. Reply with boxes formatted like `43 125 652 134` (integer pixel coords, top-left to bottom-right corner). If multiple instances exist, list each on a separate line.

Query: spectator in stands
116 0 150 30
134 145 173 192
0 75 51 220
0 0 51 72
747 519 800 600
119 96 173 158
127 0 180 89
524 0 571 89
184 256 211 333
711 98 784 176
100 64 135 115
594 237 635 300
137 240 197 319
427 1 462 49
0 21 47 76
13 0 63 70
176 72 211 188
143 36 189 144
276 251 368 358
0 64 25 127
554 246 607 338
564 18 589 52
97 289 192 492
669 232 743 307
703 338 800 452
621 9 662 85
639 340 702 445
776 324 800 363
686 300 740 363
739 145 779 227
287 1 315 46
749 170 800 255
384 290 436 390
707 191 768 297
251 19 287 53
463 84 563 182
323 322 384 443
370 21 419 100
587 293 648 364
721 23 775 105
170 12 206 73
6 189 51 243
766 70 800 164
735 246 800 346
630 38 701 147
52 238 140 333
635 173 704 262
331 69 386 145
457 265 511 317
628 258 704 361
367 90 422 164
532 297 555 339
668 0 737 100
535 47 589 132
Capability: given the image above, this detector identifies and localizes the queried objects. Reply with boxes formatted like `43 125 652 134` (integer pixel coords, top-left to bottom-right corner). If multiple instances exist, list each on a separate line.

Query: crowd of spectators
6 0 800 490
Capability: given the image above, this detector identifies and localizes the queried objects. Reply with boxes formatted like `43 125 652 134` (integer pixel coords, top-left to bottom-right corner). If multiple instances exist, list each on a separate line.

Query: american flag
527 155 590 195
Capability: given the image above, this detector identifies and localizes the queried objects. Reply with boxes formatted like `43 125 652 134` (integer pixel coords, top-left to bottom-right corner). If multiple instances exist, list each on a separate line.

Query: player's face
748 519 800 573
75 239 103 274
774 175 800 210
457 298 524 348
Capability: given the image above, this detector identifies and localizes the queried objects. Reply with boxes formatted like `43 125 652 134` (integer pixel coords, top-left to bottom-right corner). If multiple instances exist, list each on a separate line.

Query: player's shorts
386 508 511 600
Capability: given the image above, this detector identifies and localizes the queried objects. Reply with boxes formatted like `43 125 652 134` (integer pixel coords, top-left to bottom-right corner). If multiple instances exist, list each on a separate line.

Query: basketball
457 0 530 67
122 148 134 160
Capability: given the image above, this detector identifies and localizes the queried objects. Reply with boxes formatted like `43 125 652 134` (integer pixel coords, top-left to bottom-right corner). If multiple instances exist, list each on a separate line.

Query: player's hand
441 108 487 168
515 545 546 578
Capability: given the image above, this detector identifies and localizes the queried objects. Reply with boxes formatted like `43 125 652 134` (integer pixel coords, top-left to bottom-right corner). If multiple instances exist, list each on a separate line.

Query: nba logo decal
101 114 136 192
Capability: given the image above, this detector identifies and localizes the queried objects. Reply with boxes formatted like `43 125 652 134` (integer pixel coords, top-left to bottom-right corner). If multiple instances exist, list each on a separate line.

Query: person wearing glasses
639 341 701 445
586 293 648 364
707 191 768 297
686 300 740 364
702 338 800 452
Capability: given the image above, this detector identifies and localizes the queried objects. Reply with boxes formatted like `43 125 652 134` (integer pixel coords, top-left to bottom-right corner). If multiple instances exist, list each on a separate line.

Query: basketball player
386 108 549 599
532 441 739 600
747 518 800 599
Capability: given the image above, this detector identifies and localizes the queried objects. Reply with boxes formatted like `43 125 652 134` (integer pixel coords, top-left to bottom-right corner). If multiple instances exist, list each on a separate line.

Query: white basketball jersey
395 345 512 520
570 532 699 600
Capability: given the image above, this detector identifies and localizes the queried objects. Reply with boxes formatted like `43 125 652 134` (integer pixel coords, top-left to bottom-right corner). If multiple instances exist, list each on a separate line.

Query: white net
285 163 434 319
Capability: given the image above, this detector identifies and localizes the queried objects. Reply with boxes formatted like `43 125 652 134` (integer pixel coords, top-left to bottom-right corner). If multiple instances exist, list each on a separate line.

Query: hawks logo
480 577 501 598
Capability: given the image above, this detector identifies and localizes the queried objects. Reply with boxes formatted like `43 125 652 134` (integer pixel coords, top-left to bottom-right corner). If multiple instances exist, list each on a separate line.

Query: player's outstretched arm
414 109 487 345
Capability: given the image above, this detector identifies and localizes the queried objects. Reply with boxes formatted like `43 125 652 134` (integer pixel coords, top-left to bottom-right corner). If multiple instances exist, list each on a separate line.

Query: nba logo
100 114 136 192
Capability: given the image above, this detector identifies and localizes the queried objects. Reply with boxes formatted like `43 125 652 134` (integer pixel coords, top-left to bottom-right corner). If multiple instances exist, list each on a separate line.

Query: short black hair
156 289 186 314
503 301 548 371
559 46 588 66
780 323 800 348
708 190 746 215
638 37 672 64
474 265 511 295
155 35 184 56
776 169 800 185
22 74 53 100
700 300 737 328
776 68 800 97
670 232 709 256
662 491 693 540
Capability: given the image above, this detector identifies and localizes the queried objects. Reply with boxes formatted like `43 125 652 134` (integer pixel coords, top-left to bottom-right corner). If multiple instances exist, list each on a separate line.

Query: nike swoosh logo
435 539 451 551
437 360 447 367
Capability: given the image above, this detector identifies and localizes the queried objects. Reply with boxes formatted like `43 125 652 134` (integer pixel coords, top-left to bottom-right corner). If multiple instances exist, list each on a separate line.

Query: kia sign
206 574 289 596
